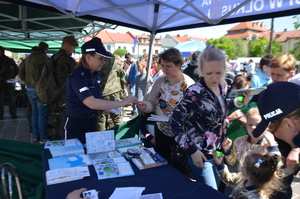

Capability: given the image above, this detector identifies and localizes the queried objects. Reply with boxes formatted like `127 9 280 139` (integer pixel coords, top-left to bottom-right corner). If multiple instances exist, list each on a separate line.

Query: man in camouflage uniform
0 46 18 120
50 36 78 140
98 53 126 131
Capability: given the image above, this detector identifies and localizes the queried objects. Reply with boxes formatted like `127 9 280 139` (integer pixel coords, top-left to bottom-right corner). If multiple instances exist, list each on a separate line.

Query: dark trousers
0 83 16 118
155 124 176 161
62 114 98 144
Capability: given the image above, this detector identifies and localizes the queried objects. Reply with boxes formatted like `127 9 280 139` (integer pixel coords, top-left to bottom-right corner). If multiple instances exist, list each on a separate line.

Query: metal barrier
0 163 23 199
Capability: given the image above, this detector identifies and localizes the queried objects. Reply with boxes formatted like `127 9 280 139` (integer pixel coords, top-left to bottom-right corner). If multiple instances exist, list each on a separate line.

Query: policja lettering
263 108 283 120
79 86 89 93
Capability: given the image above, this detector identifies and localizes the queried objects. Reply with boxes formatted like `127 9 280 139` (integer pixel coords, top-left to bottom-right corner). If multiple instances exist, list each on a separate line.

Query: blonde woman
169 46 250 190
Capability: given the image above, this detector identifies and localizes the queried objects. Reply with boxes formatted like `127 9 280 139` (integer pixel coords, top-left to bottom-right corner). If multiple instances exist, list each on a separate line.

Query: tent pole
144 32 155 98
269 18 274 55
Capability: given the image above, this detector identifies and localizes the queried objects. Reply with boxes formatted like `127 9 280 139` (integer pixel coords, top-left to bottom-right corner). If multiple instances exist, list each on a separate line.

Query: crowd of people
1 37 300 199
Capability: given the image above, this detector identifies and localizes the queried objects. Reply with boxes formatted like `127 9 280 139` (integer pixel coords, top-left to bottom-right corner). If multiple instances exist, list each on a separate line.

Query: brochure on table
48 154 92 170
93 157 134 180
85 130 135 180
46 166 90 185
121 147 168 170
45 138 84 158
115 137 142 149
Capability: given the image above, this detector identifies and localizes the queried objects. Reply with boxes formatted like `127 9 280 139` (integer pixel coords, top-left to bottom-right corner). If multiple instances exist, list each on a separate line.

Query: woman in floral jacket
137 48 194 161
169 46 250 190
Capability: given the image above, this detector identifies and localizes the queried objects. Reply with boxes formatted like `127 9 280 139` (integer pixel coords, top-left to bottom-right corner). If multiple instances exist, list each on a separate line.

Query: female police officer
62 38 137 144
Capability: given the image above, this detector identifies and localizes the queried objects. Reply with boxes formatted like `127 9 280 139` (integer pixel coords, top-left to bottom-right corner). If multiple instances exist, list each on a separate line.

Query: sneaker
39 139 50 144
32 138 39 142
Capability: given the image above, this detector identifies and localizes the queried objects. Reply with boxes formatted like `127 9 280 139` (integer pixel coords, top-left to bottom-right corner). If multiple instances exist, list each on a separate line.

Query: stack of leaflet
85 130 123 160
48 154 92 170
85 130 135 180
46 166 90 185
45 138 84 158
115 137 142 149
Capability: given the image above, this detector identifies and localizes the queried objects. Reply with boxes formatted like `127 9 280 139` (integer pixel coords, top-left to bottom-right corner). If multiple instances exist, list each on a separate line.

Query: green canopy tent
0 40 84 53
0 1 117 53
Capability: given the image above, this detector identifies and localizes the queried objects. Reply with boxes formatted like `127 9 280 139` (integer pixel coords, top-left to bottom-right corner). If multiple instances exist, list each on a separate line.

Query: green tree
293 15 300 30
206 38 215 46
248 36 269 57
267 38 282 56
289 40 300 60
113 48 128 57
205 37 234 59
233 38 246 57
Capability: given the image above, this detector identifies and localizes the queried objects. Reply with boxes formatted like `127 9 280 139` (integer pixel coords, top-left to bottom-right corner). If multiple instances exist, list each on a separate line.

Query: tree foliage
113 48 128 57
269 38 283 56
249 36 282 57
205 37 234 59
293 15 300 30
233 38 246 57
248 36 269 57
289 40 300 60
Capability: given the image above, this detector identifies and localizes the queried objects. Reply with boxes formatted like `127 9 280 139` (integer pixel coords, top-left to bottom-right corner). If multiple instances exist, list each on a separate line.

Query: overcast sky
107 15 296 39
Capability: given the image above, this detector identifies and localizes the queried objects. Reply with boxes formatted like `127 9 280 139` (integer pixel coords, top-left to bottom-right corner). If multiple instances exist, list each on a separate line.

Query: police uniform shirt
65 65 102 115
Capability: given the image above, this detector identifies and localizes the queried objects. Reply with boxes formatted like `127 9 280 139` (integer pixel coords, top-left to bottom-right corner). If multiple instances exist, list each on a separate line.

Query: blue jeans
26 88 49 140
188 155 220 190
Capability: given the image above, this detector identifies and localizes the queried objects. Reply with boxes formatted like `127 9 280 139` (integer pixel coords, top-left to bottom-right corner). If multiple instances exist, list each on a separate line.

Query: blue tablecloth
42 150 230 199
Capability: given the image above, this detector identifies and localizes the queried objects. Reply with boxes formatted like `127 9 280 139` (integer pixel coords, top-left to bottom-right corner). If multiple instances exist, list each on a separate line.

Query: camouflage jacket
19 49 51 88
99 58 126 97
51 49 77 88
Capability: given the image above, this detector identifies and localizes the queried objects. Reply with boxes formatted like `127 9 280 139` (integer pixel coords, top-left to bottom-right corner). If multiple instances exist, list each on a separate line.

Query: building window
118 46 121 49
294 43 298 49
123 47 126 50
107 45 111 51
143 49 146 53
155 50 158 54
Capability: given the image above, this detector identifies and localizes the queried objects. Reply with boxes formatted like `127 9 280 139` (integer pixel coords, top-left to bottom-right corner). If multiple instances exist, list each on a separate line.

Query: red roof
172 34 207 43
109 32 133 43
224 32 252 40
83 30 115 43
228 21 268 32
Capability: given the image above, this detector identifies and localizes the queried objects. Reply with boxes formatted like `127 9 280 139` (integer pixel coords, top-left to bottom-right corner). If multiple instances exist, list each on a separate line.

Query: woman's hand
228 110 244 121
222 137 232 152
213 151 224 165
190 150 207 169
236 91 251 106
137 101 146 110
286 148 299 168
151 137 156 146
66 188 87 199
123 95 137 106
263 131 277 146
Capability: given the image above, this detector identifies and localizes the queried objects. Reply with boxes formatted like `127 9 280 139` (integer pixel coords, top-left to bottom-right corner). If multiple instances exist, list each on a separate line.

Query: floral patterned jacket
169 76 227 158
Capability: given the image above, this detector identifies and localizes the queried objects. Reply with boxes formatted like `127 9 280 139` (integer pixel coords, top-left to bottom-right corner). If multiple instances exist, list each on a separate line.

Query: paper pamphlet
46 166 90 185
48 154 92 170
109 187 145 199
228 87 266 98
85 130 115 154
44 138 82 149
45 138 84 158
115 137 142 148
147 115 169 122
88 150 122 160
140 193 163 199
93 158 134 180
104 108 121 114
123 147 167 170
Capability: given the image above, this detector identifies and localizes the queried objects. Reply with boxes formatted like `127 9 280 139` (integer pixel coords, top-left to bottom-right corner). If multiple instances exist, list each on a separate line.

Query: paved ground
1 105 300 198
